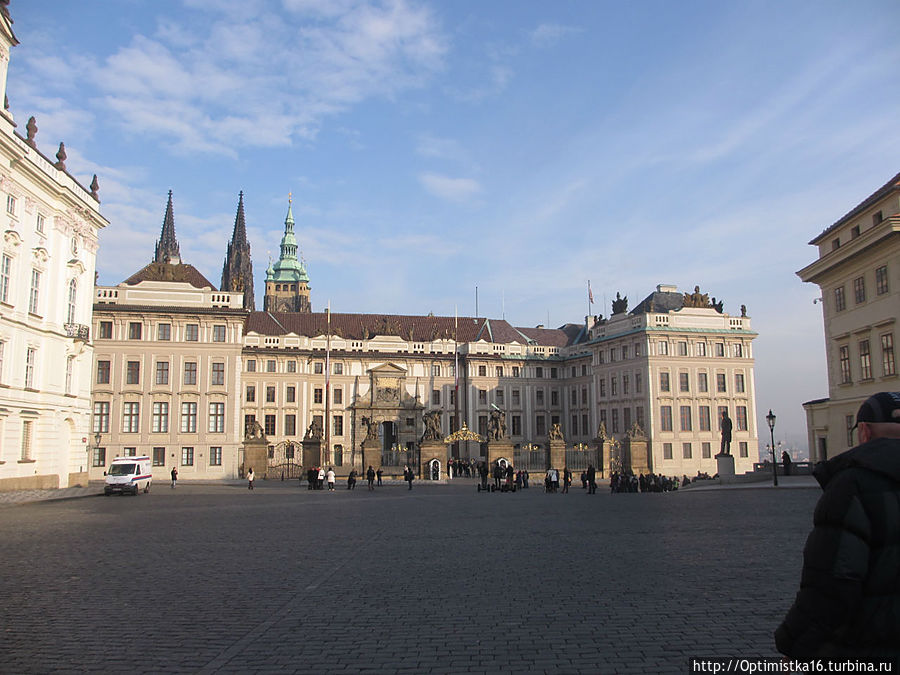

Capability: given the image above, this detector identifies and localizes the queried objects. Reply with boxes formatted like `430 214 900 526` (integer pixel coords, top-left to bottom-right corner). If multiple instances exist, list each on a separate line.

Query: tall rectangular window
21 420 32 460
92 447 106 467
0 253 11 303
246 385 255 402
679 372 689 392
181 402 197 433
286 386 296 403
99 321 112 339
208 402 225 433
97 360 111 384
611 410 618 434
210 447 222 466
152 447 165 466
875 265 889 295
65 356 74 394
36 213 45 233
736 406 748 432
678 342 688 356
266 360 276 373
698 372 708 393
185 324 199 341
25 347 35 388
152 402 169 433
696 342 706 357
6 194 16 215
211 362 225 385
314 388 323 404
212 325 226 342
663 443 673 460
859 340 872 380
264 414 276 436
183 361 197 385
431 365 440 376
702 442 711 458
93 401 110 433
853 276 866 304
660 406 673 432
284 414 296 436
333 414 344 436
847 414 855 447
834 286 846 312
682 442 692 459
535 415 546 436
882 333 896 376
635 373 642 393
266 386 276 403
181 447 194 466
157 323 171 340
716 373 726 393
28 269 40 314
735 373 745 393
246 359 256 372
286 360 297 373
128 322 142 340
126 361 140 385
739 442 748 458
680 406 692 431
659 372 670 392
535 389 544 405
155 361 169 385
432 389 440 405
478 389 487 404
839 345 851 384
699 406 711 431
333 388 343 405
122 402 140 433
610 378 617 396
512 415 521 436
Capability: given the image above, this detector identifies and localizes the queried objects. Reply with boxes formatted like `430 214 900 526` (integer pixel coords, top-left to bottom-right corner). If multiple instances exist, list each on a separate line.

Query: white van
104 456 152 496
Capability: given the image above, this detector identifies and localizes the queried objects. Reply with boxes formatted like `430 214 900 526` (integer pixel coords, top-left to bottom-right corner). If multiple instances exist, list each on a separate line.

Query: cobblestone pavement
0 480 820 674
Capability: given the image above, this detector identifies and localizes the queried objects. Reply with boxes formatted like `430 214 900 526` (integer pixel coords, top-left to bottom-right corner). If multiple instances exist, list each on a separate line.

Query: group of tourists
447 458 478 478
304 466 336 491
608 471 683 493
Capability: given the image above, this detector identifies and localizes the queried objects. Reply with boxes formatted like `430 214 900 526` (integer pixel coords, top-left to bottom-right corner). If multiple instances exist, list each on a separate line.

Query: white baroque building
0 9 108 490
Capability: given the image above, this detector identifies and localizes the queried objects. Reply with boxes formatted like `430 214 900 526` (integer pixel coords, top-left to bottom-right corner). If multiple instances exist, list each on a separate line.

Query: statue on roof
25 117 37 148
612 292 628 314
683 285 711 308
711 297 724 313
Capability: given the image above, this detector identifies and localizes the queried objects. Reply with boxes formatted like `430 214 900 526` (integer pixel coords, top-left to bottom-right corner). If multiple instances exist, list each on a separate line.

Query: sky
6 0 900 451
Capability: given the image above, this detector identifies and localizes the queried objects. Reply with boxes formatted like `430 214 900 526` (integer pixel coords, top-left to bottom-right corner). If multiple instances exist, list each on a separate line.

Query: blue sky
7 1 900 449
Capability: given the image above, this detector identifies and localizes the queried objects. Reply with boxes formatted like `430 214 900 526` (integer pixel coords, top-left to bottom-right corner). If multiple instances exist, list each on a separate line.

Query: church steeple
220 191 255 310
154 190 181 264
263 194 311 313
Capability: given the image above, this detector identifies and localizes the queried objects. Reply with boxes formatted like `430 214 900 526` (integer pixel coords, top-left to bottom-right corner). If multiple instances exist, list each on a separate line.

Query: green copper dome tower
263 196 311 313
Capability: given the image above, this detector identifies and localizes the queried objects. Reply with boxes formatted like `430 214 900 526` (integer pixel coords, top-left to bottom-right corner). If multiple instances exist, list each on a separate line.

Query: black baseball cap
854 392 900 428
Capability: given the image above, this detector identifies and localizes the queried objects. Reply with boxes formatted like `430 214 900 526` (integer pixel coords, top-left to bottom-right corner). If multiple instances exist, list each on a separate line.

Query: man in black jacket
775 392 900 666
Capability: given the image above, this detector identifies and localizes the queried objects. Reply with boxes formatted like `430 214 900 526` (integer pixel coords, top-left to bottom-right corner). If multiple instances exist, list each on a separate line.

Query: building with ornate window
0 8 109 490
797 171 899 460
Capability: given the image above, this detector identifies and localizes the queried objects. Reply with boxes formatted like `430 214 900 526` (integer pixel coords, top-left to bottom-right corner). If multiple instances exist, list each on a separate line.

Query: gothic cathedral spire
154 190 181 264
220 191 256 310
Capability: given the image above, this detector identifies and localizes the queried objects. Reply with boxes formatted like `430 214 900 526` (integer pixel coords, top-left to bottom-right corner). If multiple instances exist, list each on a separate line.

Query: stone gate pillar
419 441 447 480
625 423 650 476
244 438 269 480
487 440 515 468
362 439 381 475
302 439 323 471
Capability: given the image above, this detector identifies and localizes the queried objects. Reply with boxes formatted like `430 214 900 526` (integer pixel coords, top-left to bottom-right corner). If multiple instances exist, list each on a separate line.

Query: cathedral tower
220 191 255 310
154 190 181 264
263 197 311 313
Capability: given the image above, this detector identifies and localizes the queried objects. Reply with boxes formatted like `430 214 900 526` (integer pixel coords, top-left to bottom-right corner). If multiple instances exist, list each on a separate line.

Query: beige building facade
797 171 899 460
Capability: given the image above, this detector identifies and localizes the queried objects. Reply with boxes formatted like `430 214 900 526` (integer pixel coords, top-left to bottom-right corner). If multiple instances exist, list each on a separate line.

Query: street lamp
766 409 778 487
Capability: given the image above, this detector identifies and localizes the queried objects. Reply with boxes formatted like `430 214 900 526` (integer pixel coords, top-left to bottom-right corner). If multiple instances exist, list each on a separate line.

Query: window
512 366 520 377
158 323 171 340
284 414 296 436
124 447 137 457
536 367 543 378
873 210 884 225
636 406 644 430
876 265 889 295
635 374 642 394
210 447 222 466
696 342 706 357
28 269 40 314
478 415 488 437
583 414 589 435
185 324 199 341
679 372 689 392
181 447 194 466
702 442 711 459
883 333 896 376
512 389 520 405
839 345 851 384
736 406 748 431
66 279 77 324
582 387 588 405
212 325 226 342
715 343 725 357
682 442 692 459
314 388 323 404
246 359 256 372
431 365 440 377
611 409 618 433
658 341 668 355
183 361 197 385
246 385 255 402
512 415 521 436
450 390 456 405
266 386 276 403
599 379 606 397
699 406 711 431
286 360 297 373
25 347 35 388
36 213 45 233
153 447 165 466
678 342 688 356
264 414 276 436
97 360 111 384
717 406 729 430
610 377 617 396
571 415 578 436
732 343 743 358
496 389 504 405
126 360 140 385
93 401 110 433
287 386 296 403
739 442 748 458
716 373 726 393
535 415 546 436
432 389 440 405
680 406 692 431
859 340 872 380
834 286 845 312
209 402 225 433
128 322 142 340
181 402 197 433
496 366 503 377
660 406 673 431
535 389 544 405
211 362 225 386
663 443 673 460
850 224 860 239
570 388 578 404
123 402 140 433
623 375 629 395
853 276 866 304
735 373 745 393
333 388 343 405
478 389 487 405
659 372 670 392
832 238 840 250
6 194 15 215
314 362 323 374
333 415 343 436
152 402 169 433
155 361 169 385
333 362 343 375
92 447 106 468
266 360 276 373
698 372 708 393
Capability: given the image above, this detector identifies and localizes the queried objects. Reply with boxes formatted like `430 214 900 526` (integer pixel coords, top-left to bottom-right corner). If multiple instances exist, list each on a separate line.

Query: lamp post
766 409 778 487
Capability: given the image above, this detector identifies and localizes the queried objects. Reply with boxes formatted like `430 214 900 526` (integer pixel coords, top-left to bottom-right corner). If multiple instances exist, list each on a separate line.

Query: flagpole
454 305 459 460
324 301 331 466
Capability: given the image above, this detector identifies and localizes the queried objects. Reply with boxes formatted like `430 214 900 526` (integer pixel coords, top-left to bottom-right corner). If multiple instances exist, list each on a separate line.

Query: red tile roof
123 262 218 290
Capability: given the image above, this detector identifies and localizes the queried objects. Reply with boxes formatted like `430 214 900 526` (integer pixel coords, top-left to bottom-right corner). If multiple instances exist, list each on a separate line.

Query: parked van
104 456 152 496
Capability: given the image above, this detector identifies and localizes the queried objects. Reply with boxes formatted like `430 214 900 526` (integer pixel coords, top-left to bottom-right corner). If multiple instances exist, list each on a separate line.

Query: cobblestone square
0 481 819 673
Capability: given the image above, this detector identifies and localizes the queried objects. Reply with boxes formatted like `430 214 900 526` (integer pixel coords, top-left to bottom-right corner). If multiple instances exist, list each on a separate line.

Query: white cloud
418 172 482 202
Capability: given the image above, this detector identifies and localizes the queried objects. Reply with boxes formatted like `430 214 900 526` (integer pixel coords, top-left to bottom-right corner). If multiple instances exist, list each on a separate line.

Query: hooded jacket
774 437 900 665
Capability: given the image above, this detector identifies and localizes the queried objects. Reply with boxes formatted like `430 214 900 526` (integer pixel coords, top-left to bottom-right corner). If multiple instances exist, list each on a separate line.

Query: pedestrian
562 467 572 493
347 469 357 490
775 392 900 666
404 465 414 490
170 466 178 488
367 465 376 490
523 469 529 489
317 466 325 490
376 468 383 486
580 470 587 489
781 450 792 476
326 467 336 491
247 467 255 490
587 464 596 494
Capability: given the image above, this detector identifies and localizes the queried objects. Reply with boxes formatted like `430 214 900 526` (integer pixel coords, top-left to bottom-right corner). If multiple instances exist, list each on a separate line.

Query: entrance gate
267 441 302 480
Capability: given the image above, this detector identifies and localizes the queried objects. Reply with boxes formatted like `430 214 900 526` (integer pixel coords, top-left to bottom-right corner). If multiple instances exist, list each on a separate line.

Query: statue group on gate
245 419 265 441
361 416 378 441
549 423 565 441
488 408 507 441
304 417 323 441
422 410 442 442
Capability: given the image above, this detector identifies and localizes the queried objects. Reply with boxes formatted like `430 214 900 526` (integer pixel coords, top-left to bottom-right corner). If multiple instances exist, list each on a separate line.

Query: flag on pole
454 305 459 393
588 280 594 304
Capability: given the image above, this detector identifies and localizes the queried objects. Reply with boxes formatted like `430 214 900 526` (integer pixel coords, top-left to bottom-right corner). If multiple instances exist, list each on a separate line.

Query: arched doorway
429 458 441 480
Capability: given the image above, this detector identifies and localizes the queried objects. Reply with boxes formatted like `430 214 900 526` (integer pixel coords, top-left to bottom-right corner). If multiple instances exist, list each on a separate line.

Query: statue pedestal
302 439 322 469
626 435 650 476
419 441 447 480
548 439 566 471
362 439 381 475
487 440 515 468
244 438 269 480
716 453 736 483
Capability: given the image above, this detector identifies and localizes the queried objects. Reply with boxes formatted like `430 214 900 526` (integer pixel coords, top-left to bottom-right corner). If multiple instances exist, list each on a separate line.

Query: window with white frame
36 213 44 233
93 401 110 433
181 447 194 466
25 347 35 388
122 402 140 433
181 402 197 433
883 333 896 376
210 446 222 466
21 420 33 460
211 362 225 385
212 325 226 342
67 279 77 324
0 253 11 304
65 356 74 394
208 402 225 433
185 324 199 341
6 194 16 216
28 269 40 314
152 402 169 433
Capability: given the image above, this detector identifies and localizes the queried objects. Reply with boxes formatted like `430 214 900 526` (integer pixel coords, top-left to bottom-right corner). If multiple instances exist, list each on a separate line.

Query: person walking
782 450 793 476
326 467 336 491
376 468 383 486
587 464 597 494
367 465 376 490
247 467 255 490
317 466 325 490
775 392 900 666
347 469 357 490
562 467 572 493
404 465 414 490
170 466 178 489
